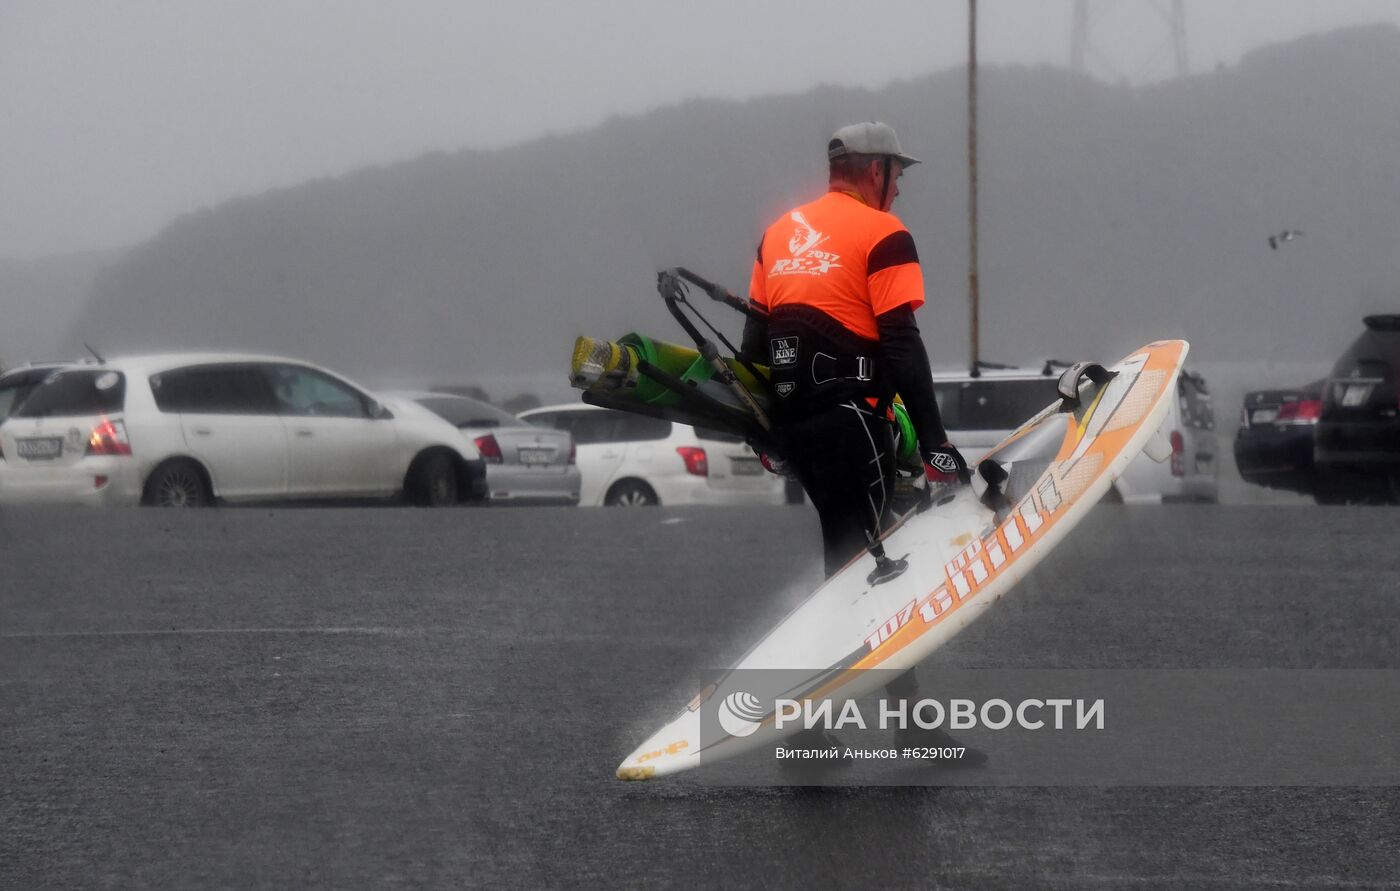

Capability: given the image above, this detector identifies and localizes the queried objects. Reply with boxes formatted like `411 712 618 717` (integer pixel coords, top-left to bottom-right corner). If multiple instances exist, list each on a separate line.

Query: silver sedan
394 391 580 505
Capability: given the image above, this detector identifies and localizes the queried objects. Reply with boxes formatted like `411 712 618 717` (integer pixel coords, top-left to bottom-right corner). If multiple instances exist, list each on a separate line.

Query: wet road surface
3 503 1398 888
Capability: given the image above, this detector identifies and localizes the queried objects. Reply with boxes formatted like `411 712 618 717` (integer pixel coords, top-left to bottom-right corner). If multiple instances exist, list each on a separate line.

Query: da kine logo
770 337 798 367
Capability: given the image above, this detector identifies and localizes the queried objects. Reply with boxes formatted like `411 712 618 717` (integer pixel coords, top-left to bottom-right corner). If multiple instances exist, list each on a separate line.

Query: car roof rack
5 357 95 370
968 359 1017 379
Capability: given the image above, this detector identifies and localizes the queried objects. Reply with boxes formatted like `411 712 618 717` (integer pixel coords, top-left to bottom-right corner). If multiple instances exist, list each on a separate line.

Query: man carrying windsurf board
740 121 986 765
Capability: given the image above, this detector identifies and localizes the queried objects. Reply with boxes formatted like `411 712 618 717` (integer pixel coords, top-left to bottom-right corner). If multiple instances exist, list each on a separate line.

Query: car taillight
1275 399 1322 424
676 445 708 477
1169 430 1184 478
86 419 131 456
567 441 577 465
474 434 502 463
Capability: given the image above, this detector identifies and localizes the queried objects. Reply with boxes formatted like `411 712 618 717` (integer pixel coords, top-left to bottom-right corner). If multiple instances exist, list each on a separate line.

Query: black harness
764 304 891 422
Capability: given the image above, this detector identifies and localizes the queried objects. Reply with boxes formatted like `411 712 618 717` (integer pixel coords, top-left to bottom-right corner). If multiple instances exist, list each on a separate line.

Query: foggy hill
1 250 116 369
68 25 1400 383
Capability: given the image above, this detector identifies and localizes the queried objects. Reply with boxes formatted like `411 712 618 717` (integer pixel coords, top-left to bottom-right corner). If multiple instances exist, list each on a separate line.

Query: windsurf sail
569 267 920 463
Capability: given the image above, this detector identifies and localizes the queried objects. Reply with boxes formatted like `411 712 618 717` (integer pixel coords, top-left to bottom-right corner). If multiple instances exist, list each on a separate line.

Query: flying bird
1268 229 1304 250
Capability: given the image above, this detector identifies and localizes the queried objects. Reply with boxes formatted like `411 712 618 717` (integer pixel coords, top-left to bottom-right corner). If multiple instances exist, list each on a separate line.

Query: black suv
1314 314 1400 504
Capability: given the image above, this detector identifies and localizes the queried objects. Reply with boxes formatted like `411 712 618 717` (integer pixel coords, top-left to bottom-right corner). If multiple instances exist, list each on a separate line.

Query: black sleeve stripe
868 230 919 275
755 235 765 264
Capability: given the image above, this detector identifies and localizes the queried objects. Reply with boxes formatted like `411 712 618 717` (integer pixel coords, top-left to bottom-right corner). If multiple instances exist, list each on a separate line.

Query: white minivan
518 403 785 507
0 353 485 506
930 365 1217 504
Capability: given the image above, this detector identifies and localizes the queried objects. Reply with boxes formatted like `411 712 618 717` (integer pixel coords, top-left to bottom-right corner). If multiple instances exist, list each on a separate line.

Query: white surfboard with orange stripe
617 340 1190 780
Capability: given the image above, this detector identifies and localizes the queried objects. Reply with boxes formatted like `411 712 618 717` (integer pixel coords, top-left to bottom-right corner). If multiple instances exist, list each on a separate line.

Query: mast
967 0 981 375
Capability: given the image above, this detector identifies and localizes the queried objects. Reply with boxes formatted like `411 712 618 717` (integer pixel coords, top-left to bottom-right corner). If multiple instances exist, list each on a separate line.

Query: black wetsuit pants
778 399 921 702
778 399 897 579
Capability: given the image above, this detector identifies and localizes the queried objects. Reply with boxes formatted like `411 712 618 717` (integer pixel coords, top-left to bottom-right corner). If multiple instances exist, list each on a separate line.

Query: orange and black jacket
741 191 948 448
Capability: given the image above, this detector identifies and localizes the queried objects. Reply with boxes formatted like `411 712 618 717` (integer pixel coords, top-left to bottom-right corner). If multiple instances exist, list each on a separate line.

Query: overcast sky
4 0 1399 260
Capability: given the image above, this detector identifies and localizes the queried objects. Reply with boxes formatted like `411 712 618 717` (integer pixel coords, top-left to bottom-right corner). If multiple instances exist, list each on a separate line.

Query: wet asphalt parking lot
3 502 1398 889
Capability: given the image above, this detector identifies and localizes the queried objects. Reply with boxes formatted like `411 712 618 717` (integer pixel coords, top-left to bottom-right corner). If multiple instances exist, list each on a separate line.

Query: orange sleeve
867 229 924 315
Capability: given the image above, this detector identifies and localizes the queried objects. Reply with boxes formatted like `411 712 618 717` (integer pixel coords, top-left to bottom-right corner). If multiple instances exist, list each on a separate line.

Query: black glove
922 443 971 486
758 450 789 476
751 444 794 478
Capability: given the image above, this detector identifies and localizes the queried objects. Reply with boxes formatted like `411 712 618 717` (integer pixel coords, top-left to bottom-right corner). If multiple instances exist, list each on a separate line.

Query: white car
518 403 785 507
1113 369 1217 503
930 364 1217 504
0 353 485 507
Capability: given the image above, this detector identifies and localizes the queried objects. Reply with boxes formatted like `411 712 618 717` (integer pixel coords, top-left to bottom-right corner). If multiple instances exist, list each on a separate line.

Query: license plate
1340 385 1373 407
17 437 63 460
731 457 763 476
1249 408 1277 424
517 447 553 466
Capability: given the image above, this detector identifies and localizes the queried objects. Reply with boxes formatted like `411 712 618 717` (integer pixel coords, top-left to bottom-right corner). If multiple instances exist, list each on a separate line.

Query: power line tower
1071 0 1188 83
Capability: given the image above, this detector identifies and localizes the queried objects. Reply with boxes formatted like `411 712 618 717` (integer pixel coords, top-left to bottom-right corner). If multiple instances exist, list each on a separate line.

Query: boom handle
672 267 765 320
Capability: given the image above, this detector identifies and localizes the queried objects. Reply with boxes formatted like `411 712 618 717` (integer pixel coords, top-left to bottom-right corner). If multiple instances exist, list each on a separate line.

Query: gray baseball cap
827 121 921 167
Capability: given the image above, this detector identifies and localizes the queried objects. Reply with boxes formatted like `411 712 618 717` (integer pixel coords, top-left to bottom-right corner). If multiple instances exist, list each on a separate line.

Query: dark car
1234 380 1323 497
1313 314 1400 504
